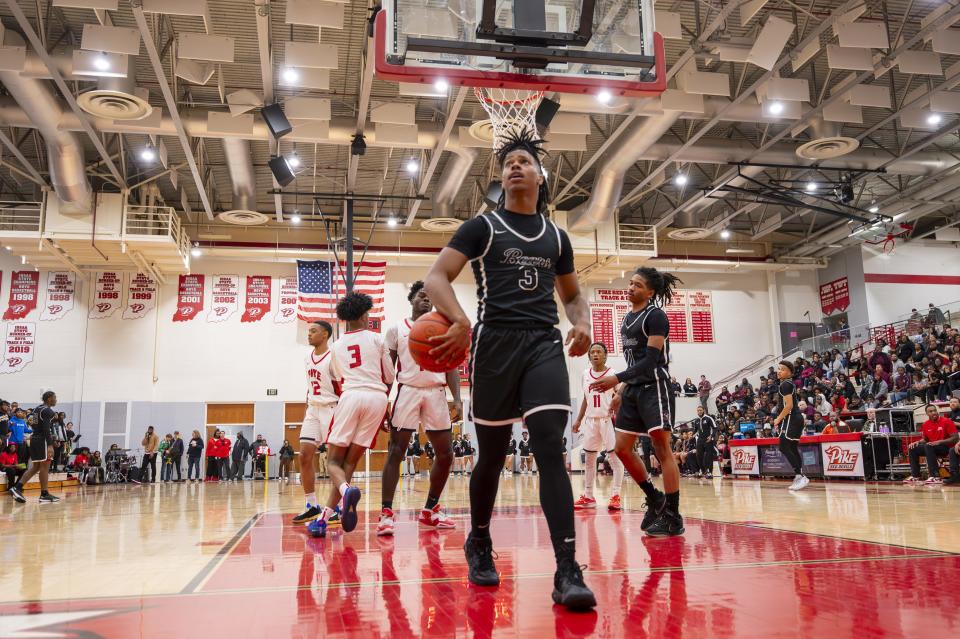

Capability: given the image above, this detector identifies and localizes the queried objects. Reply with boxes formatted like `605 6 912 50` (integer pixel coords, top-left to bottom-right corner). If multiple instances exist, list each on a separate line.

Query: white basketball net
473 87 545 151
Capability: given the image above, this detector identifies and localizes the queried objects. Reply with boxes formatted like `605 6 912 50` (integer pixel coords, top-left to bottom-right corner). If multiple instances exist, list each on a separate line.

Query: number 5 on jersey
518 266 538 291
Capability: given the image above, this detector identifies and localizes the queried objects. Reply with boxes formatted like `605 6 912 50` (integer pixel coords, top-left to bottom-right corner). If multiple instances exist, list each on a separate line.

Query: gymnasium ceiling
1 0 959 263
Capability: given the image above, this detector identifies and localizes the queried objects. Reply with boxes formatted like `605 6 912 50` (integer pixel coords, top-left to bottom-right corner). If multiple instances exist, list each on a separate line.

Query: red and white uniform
328 329 395 448
580 367 616 452
385 319 451 432
302 348 340 445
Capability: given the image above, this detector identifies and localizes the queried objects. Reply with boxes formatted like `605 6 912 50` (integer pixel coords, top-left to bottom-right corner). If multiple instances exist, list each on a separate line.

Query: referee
690 406 719 478
425 129 595 610
8 391 60 504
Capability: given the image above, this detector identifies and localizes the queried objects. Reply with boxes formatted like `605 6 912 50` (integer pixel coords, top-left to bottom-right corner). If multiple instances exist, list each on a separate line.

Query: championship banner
819 276 850 315
664 290 689 343
689 290 715 343
241 275 271 323
89 271 124 319
208 275 240 322
0 322 36 374
274 275 297 324
613 303 631 355
594 288 630 303
173 274 205 322
589 303 617 354
40 271 77 321
2 270 40 320
123 273 157 320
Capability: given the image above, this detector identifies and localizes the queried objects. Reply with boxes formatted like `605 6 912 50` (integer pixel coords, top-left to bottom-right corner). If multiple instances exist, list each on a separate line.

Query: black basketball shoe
464 534 500 586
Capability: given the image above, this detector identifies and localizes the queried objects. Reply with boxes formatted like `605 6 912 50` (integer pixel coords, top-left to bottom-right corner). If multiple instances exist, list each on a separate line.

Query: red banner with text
689 290 715 343
590 304 617 354
2 271 40 320
664 290 689 343
173 274 205 322
242 275 272 323
819 277 850 315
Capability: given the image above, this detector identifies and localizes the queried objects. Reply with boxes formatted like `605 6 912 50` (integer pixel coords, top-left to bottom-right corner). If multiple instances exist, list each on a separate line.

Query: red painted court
3 504 958 638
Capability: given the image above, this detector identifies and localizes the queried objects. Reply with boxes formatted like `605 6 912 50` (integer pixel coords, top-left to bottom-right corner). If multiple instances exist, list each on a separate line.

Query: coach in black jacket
690 407 719 478
231 433 251 481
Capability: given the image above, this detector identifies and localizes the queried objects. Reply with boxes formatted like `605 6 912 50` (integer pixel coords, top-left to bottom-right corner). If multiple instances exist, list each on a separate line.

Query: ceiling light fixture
387 217 398 227
720 229 731 239
674 173 688 186
286 154 301 169
406 160 419 173
927 113 943 126
282 67 299 83
93 53 111 71
140 147 156 162
434 79 449 93
290 214 301 224
191 246 202 257
767 100 784 115
869 204 879 213
805 181 817 193
596 90 612 105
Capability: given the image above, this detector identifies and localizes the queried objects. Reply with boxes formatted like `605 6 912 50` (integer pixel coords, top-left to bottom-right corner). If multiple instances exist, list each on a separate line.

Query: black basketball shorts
615 377 675 436
469 325 571 426
29 433 52 463
780 413 805 441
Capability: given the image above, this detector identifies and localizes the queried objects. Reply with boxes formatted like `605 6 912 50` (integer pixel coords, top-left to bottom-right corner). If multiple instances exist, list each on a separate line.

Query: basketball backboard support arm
476 0 596 46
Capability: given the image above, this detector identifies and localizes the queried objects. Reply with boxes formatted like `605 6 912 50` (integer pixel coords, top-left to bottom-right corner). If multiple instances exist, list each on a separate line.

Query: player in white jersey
572 343 625 511
377 281 463 536
309 292 395 538
293 320 339 525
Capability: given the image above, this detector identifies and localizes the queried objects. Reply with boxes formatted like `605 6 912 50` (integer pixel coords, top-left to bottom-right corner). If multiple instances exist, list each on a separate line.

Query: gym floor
2 474 959 637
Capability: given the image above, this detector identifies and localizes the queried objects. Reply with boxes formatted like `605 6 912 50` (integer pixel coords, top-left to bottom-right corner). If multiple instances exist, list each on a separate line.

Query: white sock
339 482 350 496
584 451 597 499
320 506 333 521
305 492 317 508
609 452 624 495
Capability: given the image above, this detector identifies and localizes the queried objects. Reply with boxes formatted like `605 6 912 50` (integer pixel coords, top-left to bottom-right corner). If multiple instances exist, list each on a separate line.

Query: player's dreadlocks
336 291 373 322
635 267 683 308
407 280 425 303
496 128 550 215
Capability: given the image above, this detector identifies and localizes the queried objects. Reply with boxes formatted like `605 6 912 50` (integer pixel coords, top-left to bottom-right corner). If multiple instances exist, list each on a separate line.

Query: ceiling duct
567 112 682 231
0 31 92 213
430 146 478 219
667 209 712 239
77 58 153 121
795 115 859 160
220 137 263 222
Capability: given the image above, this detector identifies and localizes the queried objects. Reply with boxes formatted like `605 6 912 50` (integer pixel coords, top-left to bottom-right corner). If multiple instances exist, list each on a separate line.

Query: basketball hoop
473 87 545 151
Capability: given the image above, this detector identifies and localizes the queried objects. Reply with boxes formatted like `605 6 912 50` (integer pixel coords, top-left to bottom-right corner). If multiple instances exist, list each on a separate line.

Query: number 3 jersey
330 329 396 394
304 350 339 406
446 208 575 327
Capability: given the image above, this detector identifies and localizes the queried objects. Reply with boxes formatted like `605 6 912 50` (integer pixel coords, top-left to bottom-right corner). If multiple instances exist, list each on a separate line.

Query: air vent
667 227 712 240
796 136 860 160
421 217 464 233
467 120 495 144
78 89 153 120
217 210 269 226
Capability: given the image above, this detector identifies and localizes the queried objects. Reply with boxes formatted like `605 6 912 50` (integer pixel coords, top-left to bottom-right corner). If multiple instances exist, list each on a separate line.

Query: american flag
296 260 386 324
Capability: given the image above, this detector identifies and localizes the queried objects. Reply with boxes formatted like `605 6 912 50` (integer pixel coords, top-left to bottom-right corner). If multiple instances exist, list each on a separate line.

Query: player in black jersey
8 390 60 504
590 267 684 537
690 406 719 478
424 130 595 610
773 360 810 490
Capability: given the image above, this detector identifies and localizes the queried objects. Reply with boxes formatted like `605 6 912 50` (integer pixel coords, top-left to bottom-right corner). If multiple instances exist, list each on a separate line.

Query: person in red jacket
218 433 232 480
904 404 959 486
1 442 24 488
206 430 222 481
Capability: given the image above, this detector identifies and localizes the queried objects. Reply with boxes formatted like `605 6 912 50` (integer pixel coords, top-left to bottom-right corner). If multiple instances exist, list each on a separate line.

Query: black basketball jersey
777 379 801 415
448 210 573 327
620 305 670 386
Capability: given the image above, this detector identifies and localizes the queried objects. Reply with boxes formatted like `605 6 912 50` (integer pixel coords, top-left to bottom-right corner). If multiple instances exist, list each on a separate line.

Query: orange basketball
409 311 468 373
